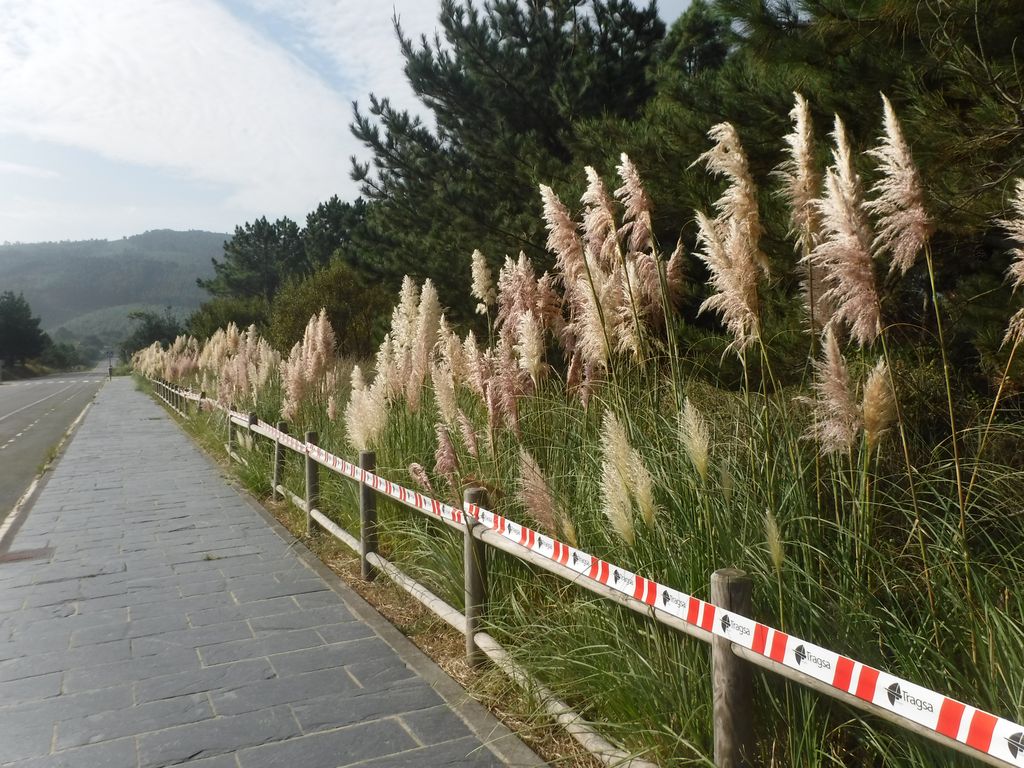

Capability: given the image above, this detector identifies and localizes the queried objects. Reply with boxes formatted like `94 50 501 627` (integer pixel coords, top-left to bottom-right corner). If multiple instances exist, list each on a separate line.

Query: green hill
0 229 225 353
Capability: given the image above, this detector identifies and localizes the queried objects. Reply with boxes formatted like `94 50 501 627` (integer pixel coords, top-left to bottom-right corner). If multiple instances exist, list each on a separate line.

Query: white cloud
240 0 439 116
0 0 365 222
0 160 59 179
0 0 687 242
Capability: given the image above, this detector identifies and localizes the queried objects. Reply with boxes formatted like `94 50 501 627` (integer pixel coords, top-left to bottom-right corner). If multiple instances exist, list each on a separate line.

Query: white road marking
0 382 98 451
0 394 96 551
0 384 77 423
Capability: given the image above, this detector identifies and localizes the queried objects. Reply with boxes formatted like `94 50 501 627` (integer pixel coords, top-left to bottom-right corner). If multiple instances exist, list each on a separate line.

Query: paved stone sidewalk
0 378 544 768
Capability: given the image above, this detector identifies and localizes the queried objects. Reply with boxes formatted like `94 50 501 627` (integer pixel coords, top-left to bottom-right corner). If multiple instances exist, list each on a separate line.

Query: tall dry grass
135 93 1024 767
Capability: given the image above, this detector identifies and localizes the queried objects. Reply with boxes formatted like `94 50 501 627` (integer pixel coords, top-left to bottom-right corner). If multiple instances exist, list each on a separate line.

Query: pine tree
198 216 307 303
350 0 665 318
0 292 49 365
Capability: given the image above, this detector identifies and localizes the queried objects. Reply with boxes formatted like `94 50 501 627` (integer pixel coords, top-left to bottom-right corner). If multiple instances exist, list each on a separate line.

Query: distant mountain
0 229 225 349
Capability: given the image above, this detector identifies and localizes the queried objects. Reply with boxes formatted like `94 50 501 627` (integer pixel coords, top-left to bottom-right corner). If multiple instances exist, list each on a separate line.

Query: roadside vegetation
135 88 1024 765
0 291 92 378
124 2 1024 764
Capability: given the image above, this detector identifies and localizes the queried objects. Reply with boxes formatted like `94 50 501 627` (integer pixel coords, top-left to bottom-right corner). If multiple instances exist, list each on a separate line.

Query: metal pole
304 431 319 537
711 568 755 768
463 487 488 668
359 450 378 581
272 421 288 501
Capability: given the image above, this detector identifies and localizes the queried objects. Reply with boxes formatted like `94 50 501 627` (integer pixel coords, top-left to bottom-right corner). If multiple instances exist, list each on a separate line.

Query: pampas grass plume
431 363 458 427
600 411 635 545
615 153 653 253
630 447 658 529
862 358 896 451
997 180 1024 345
601 459 635 546
581 166 618 269
463 331 488 402
540 184 585 283
456 409 480 459
408 463 435 496
434 423 459 487
679 397 711 480
517 448 559 538
406 279 441 411
344 367 389 452
470 249 496 315
804 324 859 454
514 310 546 385
693 121 765 351
867 94 933 276
694 211 760 352
810 117 881 347
1000 180 1024 291
776 92 821 244
573 273 613 369
696 122 768 273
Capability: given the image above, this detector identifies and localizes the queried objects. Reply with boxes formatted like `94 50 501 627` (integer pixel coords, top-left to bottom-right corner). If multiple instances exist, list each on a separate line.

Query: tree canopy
267 258 391 357
190 0 1024 380
349 0 665 317
198 217 306 304
120 308 184 362
0 292 48 366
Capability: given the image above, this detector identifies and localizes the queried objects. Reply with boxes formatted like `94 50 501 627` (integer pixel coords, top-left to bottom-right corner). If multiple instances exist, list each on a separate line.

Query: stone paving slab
0 378 544 768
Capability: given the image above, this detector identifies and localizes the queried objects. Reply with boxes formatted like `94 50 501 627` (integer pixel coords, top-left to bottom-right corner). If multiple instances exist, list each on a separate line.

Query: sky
0 0 691 244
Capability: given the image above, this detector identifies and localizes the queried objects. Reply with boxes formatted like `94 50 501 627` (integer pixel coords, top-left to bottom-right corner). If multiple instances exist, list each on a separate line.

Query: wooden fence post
199 391 206 414
711 567 755 768
247 412 257 451
227 403 236 456
463 487 488 668
359 451 378 581
272 421 288 501
304 431 319 537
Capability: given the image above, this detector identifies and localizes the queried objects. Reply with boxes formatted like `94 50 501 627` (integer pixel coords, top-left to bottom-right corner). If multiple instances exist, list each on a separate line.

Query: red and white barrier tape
253 421 465 527
157 383 1024 766
463 499 1024 766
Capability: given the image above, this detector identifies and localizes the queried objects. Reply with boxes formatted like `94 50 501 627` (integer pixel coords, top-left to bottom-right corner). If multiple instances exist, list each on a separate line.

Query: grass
145 359 1024 767
135 299 1024 768
131 101 1024 765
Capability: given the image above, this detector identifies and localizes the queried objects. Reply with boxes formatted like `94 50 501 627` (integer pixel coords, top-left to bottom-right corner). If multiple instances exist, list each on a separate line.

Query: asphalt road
0 364 108 523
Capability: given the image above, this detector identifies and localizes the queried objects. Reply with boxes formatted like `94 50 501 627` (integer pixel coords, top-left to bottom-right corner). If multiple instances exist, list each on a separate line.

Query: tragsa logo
885 683 934 713
660 588 686 611
611 569 634 588
792 644 831 671
1007 732 1024 760
719 614 751 638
